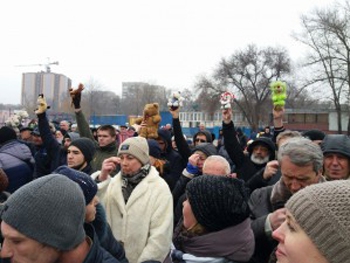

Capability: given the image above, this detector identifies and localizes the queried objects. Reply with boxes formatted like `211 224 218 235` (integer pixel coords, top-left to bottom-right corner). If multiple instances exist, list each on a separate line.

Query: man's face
97 129 115 147
59 121 69 131
194 134 207 146
323 153 350 180
85 196 99 223
0 221 60 263
67 145 86 170
31 134 42 146
156 139 166 152
20 131 32 142
281 156 321 194
251 144 270 164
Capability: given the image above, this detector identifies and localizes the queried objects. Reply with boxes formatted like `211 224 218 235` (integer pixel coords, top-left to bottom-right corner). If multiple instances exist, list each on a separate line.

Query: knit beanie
192 143 217 157
286 180 350 263
302 129 326 141
321 134 350 159
53 165 97 205
1 174 86 251
0 126 17 145
147 139 161 159
118 137 150 165
69 138 96 163
186 175 250 232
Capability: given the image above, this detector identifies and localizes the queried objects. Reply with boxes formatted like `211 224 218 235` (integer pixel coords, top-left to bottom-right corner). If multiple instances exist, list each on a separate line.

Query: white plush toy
220 91 235 110
167 91 185 110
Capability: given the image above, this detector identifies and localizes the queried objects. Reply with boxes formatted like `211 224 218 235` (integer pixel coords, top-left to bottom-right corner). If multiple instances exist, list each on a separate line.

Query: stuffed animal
270 81 287 110
34 94 50 115
167 91 184 111
134 103 162 139
69 83 84 108
220 91 235 110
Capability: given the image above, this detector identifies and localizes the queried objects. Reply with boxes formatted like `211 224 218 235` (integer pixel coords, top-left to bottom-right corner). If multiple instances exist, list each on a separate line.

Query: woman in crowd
165 175 254 263
91 136 173 263
272 180 350 263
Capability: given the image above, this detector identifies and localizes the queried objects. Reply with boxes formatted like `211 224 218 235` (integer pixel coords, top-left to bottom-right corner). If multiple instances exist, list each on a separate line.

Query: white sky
0 0 336 105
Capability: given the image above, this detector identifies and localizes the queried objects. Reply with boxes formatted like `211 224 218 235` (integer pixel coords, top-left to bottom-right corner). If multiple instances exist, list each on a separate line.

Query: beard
251 154 270 165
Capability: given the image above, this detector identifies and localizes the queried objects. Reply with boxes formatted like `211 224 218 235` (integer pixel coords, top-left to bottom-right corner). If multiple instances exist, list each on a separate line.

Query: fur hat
1 174 86 250
286 180 350 263
0 126 17 145
69 138 96 163
186 175 250 231
53 166 97 205
118 137 150 165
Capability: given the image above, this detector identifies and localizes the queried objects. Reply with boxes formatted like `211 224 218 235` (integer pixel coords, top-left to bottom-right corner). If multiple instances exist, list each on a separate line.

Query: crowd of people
0 89 350 263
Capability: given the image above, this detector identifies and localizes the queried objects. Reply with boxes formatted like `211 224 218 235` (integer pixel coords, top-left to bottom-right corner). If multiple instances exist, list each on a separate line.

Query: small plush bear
270 81 287 110
34 94 50 115
167 91 184 111
134 103 162 139
220 91 235 110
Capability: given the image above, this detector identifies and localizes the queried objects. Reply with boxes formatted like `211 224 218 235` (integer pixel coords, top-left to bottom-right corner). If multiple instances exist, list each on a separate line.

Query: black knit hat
147 139 161 159
186 175 250 232
0 126 17 145
53 166 97 205
302 129 326 141
321 134 350 159
69 138 96 163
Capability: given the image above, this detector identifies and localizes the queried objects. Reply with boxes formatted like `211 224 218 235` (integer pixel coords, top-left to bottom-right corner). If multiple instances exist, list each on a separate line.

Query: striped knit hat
286 180 350 263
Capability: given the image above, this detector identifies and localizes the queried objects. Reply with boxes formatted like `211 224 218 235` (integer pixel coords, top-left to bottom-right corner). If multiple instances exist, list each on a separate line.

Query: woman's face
272 211 328 263
119 153 142 175
182 199 197 230
85 196 99 223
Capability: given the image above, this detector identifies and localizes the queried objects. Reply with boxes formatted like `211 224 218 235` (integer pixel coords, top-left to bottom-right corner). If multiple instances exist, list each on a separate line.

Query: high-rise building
21 72 72 112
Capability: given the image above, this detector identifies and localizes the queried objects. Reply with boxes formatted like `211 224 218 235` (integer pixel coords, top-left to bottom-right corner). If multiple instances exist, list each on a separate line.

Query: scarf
121 164 151 203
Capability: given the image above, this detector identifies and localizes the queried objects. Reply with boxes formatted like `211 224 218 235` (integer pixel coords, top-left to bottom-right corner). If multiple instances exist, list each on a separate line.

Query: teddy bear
134 103 162 139
34 94 50 115
167 91 184 111
270 81 287 110
220 91 235 110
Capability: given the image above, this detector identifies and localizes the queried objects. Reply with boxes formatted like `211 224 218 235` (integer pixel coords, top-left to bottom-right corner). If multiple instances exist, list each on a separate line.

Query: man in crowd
321 134 350 180
249 137 325 263
0 174 119 262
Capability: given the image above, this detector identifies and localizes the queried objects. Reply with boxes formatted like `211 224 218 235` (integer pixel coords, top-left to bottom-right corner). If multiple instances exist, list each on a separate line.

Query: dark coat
92 203 128 263
223 121 274 186
0 140 34 193
158 129 186 190
84 223 121 263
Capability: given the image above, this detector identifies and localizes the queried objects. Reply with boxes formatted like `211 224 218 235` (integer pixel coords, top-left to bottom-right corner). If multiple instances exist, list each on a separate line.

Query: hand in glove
69 83 84 109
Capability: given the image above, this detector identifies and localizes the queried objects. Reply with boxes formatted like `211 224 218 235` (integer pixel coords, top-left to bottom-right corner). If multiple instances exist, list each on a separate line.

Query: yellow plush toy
34 94 50 115
270 81 287 110
134 103 162 139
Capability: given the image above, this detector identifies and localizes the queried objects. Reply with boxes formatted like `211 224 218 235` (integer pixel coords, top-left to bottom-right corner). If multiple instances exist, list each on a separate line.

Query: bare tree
196 44 291 130
294 1 350 133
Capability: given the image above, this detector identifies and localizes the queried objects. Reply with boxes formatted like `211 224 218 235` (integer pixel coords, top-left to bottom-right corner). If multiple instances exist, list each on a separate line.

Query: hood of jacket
247 137 275 161
193 130 213 143
0 140 34 164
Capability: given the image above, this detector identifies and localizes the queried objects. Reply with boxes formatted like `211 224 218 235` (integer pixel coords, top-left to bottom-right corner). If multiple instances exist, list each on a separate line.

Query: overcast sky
0 0 336 105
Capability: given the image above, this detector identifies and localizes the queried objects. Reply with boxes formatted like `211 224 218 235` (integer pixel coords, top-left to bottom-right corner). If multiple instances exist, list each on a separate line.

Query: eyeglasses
195 138 206 143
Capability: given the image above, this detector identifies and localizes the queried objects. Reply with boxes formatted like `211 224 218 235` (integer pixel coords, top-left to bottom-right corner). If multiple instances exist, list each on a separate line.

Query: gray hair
278 137 323 173
276 130 302 146
203 155 231 176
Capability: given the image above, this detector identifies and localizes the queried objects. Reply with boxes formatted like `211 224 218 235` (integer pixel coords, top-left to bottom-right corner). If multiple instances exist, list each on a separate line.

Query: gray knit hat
286 180 350 263
118 137 150 165
1 174 86 251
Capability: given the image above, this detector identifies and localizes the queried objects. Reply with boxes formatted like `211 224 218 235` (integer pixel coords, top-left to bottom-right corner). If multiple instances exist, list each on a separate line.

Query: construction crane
15 58 59 73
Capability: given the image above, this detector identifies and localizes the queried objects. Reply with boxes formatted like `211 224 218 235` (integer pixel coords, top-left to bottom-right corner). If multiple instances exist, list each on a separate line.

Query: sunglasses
195 138 206 143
